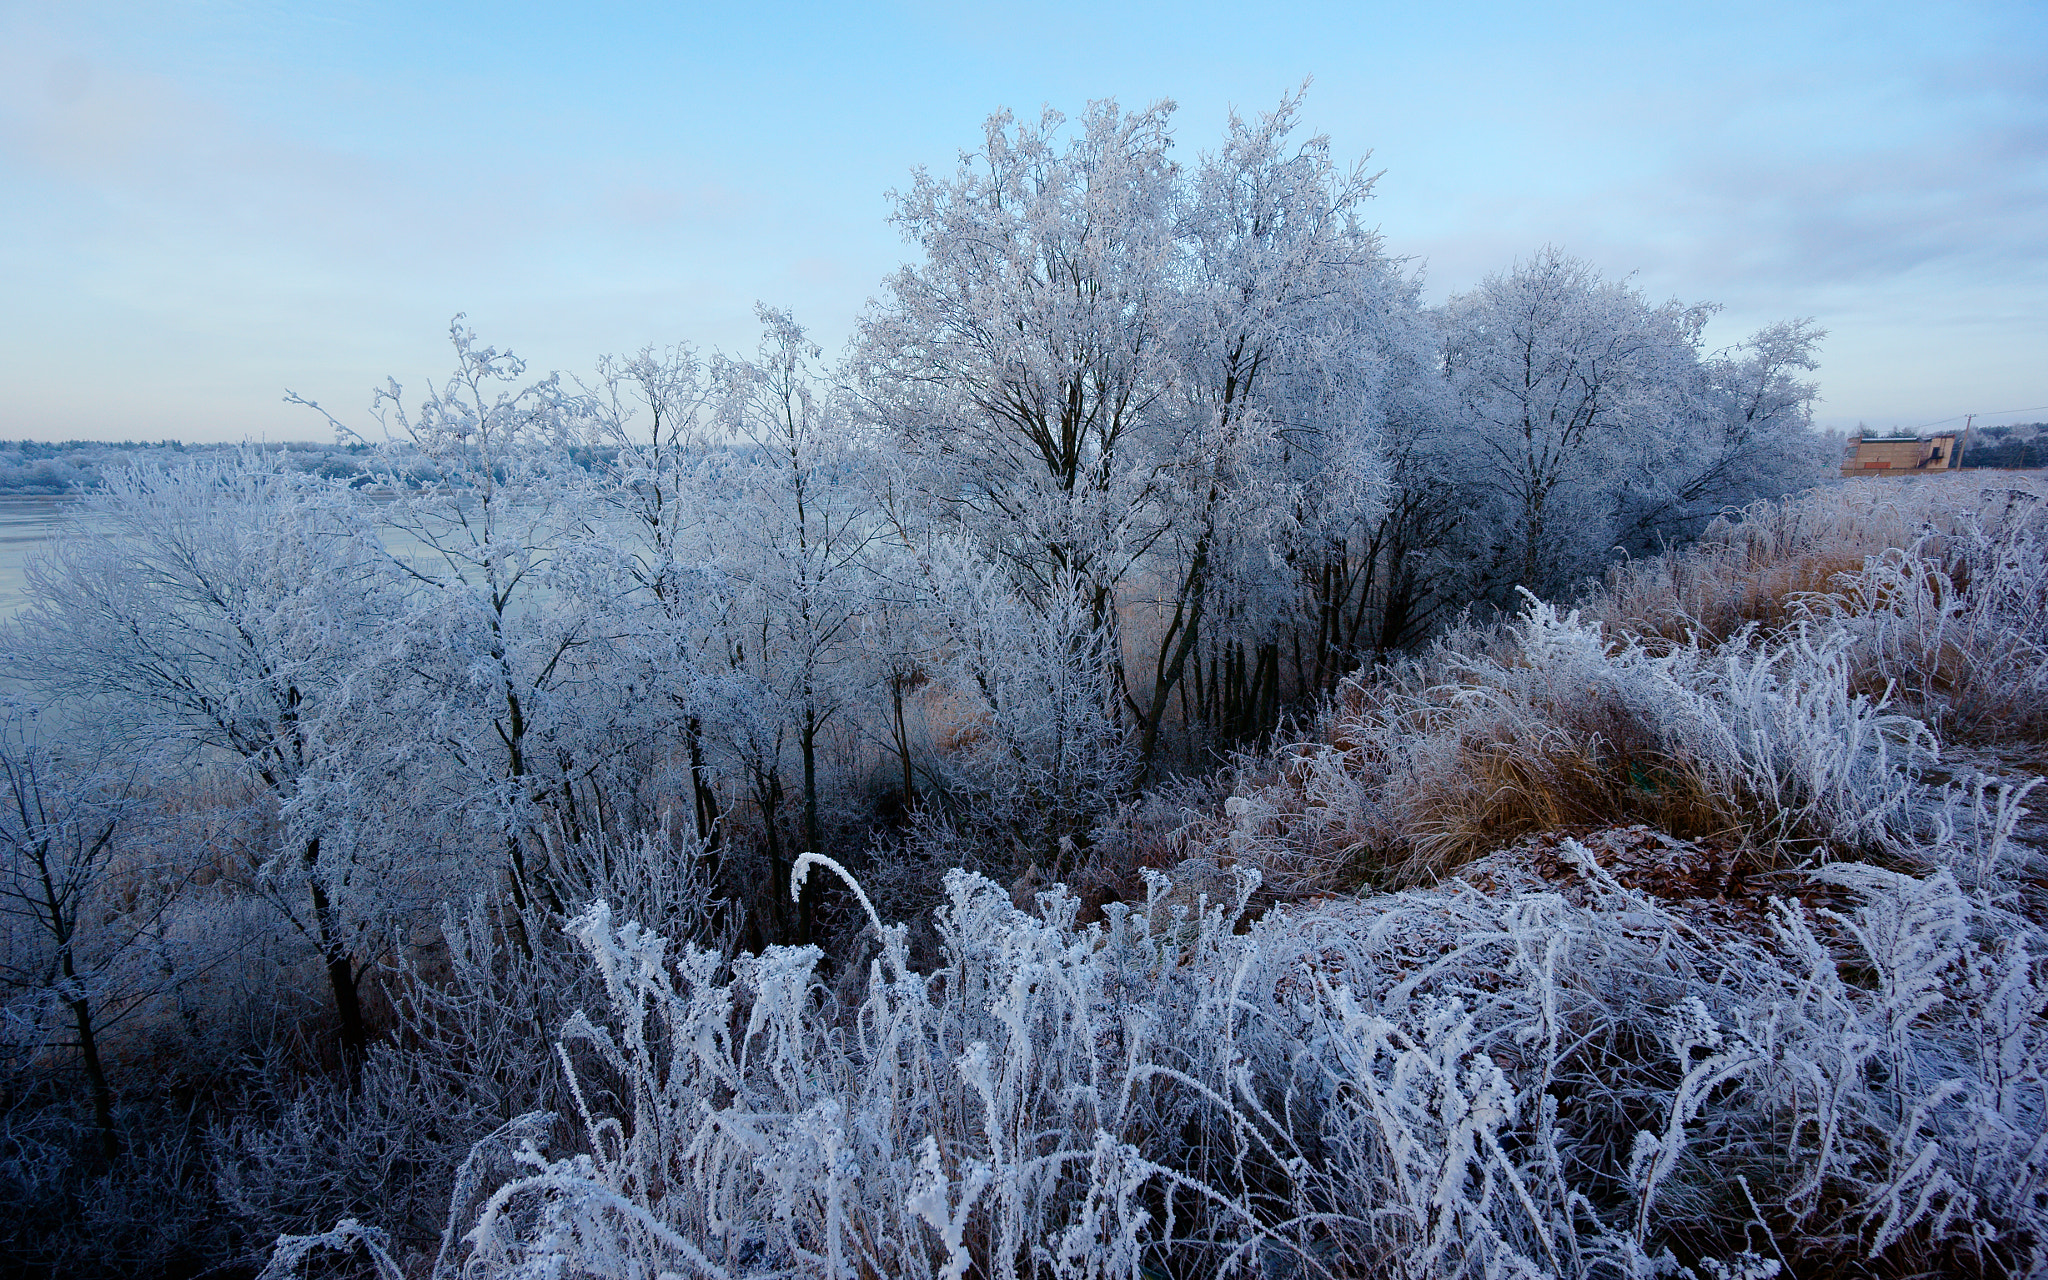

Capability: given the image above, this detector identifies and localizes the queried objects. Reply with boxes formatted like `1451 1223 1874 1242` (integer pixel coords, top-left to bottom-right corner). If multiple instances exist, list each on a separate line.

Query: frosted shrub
1591 475 2048 741
1751 861 2048 1263
1667 615 1933 854
215 895 590 1261
214 1045 488 1258
1202 474 2046 896
1592 474 2048 650
1212 588 1941 887
1261 834 2048 1275
226 835 724 1265
444 856 1265 1279
267 809 2048 1277
1500 594 1936 856
923 551 1138 853
1794 510 2048 739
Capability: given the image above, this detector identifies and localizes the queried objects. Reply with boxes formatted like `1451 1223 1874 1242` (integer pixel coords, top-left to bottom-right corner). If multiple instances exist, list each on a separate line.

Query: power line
1909 404 2048 430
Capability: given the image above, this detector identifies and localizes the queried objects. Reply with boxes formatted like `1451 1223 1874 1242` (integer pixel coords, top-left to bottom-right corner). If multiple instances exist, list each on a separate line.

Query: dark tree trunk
686 715 722 855
889 678 917 812
305 840 368 1082
66 991 118 1160
754 769 792 942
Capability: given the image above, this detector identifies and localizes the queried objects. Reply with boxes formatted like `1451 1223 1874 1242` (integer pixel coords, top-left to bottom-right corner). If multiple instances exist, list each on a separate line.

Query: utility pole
1960 413 1974 470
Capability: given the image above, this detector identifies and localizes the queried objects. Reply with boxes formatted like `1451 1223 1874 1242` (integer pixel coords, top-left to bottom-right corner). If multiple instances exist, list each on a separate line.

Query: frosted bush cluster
1594 476 2048 728
1203 590 1938 892
254 476 2048 1279
1798 502 2048 741
1203 477 2048 892
283 791 2046 1277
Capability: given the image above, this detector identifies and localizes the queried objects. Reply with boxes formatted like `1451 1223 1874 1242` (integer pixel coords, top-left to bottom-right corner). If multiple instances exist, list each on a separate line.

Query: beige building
1841 431 1966 478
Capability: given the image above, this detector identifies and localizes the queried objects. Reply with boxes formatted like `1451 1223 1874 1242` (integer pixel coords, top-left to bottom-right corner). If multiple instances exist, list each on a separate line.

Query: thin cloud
1652 122 2048 296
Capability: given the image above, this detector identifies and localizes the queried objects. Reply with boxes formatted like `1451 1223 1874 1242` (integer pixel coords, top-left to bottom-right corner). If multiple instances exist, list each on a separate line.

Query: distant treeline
0 440 364 493
1960 421 2048 470
0 438 624 493
15 423 2033 495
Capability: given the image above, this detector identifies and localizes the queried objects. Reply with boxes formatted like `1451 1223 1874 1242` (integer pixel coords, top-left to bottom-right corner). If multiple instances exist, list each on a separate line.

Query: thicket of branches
8 93 2013 1280
265 473 2048 1280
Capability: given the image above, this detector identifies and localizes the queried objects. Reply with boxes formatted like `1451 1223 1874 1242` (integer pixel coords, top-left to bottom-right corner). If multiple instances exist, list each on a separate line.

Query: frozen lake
0 494 87 619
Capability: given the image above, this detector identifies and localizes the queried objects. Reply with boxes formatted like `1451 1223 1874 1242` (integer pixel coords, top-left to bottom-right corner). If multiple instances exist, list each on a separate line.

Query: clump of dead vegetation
1176 475 2048 899
1595 475 2048 740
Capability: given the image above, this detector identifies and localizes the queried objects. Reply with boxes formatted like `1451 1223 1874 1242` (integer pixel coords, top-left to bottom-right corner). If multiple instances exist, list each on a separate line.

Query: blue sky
1 0 2042 441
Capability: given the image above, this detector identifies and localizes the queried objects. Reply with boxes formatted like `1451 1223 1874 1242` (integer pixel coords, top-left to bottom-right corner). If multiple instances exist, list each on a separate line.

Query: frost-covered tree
926 546 1135 857
1615 316 1830 549
5 453 395 1072
857 93 1410 774
701 307 876 942
855 98 1181 634
0 705 148 1158
1143 92 1401 759
1435 251 1827 599
583 342 726 852
1439 248 1711 595
1315 367 1480 665
303 319 617 921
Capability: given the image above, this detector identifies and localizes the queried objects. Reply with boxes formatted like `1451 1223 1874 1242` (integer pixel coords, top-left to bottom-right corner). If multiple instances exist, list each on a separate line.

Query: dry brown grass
1401 700 1742 878
1144 652 1763 901
1593 547 1871 647
1176 479 2048 896
1591 474 2048 650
